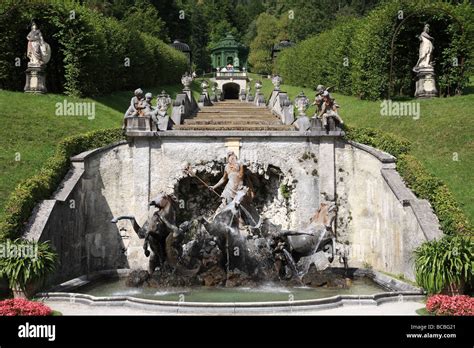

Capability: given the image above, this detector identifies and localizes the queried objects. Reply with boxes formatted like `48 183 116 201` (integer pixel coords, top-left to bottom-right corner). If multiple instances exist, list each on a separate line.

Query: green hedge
0 128 125 240
397 154 471 235
276 0 473 100
344 125 411 158
0 1 188 96
276 18 359 94
344 127 472 236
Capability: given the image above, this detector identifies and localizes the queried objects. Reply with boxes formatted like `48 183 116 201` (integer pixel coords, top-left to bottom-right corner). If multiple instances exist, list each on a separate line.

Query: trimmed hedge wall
0 128 125 240
397 154 471 236
0 1 188 97
275 0 473 100
344 126 472 236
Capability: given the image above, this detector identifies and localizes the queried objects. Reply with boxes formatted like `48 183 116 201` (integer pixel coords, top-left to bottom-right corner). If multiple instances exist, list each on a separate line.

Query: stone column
132 138 151 219
127 137 151 269
318 137 336 201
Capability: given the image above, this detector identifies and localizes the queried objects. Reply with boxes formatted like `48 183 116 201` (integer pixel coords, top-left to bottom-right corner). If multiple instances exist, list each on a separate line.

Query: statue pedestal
414 67 437 98
24 64 47 94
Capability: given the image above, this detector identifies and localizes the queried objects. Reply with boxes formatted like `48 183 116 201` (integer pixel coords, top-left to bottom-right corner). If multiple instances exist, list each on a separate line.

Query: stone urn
272 75 282 91
255 81 262 95
181 73 193 90
294 91 309 116
201 80 209 93
156 90 172 116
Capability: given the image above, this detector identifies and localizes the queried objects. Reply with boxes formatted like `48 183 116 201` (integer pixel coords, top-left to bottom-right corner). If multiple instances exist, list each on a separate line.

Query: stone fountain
111 151 349 289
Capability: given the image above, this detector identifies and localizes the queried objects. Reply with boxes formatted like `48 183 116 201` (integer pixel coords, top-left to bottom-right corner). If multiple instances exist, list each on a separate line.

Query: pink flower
0 298 52 316
426 295 474 316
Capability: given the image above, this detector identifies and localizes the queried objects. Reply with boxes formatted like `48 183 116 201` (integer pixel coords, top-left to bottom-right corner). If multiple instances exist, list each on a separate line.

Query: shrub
0 240 57 295
0 128 125 240
344 125 411 158
0 298 52 316
345 127 472 237
426 295 474 316
397 154 471 235
414 236 473 294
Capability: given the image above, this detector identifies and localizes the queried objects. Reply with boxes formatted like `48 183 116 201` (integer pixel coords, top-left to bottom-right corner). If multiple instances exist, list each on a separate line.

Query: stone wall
334 140 442 280
23 133 442 285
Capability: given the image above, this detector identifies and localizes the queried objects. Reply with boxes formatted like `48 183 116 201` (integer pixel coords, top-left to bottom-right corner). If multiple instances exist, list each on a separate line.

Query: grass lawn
0 82 201 220
416 307 434 316
244 73 474 224
0 75 472 226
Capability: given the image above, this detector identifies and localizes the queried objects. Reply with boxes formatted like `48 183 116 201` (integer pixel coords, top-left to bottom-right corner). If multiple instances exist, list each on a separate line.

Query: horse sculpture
111 192 178 274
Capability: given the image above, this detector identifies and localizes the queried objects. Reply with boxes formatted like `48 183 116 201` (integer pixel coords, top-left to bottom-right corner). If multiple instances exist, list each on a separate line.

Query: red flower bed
426 295 474 316
0 298 52 316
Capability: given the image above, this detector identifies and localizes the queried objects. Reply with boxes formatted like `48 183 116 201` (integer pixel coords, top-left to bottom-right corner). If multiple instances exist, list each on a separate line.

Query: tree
208 19 239 49
188 2 210 73
248 13 286 74
121 0 168 41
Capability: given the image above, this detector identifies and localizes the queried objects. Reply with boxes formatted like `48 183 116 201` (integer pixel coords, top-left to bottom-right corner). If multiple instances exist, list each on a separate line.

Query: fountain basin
37 268 424 314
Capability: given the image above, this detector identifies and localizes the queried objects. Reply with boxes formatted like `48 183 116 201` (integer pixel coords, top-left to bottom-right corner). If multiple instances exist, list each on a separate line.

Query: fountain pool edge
36 268 425 314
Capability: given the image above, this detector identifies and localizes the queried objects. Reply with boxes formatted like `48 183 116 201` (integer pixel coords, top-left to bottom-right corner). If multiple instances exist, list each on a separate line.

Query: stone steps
194 114 278 120
176 101 294 131
201 105 266 109
174 124 294 131
199 109 271 113
184 119 281 125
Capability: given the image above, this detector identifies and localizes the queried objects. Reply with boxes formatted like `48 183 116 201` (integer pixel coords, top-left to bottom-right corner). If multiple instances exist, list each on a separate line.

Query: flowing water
75 277 386 302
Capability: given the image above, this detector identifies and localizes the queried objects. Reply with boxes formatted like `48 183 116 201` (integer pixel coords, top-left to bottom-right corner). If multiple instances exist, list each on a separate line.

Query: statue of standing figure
413 24 434 72
26 23 51 66
210 151 246 213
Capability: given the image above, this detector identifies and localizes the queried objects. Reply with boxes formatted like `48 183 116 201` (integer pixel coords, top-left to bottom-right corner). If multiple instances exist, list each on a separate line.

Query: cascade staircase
174 100 295 131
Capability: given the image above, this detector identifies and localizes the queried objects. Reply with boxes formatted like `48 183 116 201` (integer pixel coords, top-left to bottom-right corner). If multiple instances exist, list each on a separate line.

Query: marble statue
413 24 434 72
312 85 326 114
26 23 51 66
210 151 246 211
142 93 154 115
413 24 438 98
122 88 144 129
317 91 343 130
24 23 50 93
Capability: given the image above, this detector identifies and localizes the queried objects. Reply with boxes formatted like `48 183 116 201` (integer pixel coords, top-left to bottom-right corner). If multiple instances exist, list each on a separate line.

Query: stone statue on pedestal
24 23 51 93
413 24 438 98
413 24 434 72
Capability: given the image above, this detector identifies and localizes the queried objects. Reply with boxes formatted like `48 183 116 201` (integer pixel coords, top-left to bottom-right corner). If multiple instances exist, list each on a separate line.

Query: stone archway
222 82 240 99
